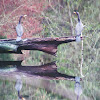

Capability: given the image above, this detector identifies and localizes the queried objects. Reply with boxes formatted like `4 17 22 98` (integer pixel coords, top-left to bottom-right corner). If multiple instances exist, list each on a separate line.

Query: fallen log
0 36 76 55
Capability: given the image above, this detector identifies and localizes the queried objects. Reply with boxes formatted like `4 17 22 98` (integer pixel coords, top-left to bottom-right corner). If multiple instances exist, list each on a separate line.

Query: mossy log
0 36 76 55
0 61 76 81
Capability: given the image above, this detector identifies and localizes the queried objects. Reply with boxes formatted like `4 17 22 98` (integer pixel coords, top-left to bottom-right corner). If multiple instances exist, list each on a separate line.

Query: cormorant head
23 15 27 18
21 97 26 100
19 15 27 24
18 93 26 100
73 10 80 22
73 10 79 15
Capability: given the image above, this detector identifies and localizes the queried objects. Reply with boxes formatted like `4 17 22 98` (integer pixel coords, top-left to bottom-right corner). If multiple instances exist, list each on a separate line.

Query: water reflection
0 61 76 80
15 75 29 100
0 61 77 100
15 75 24 100
0 61 94 100
74 77 82 100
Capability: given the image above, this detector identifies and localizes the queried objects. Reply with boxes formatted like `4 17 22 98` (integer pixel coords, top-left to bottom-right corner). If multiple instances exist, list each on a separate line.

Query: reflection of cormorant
18 91 26 100
74 77 82 100
74 10 84 42
15 76 25 100
16 15 27 41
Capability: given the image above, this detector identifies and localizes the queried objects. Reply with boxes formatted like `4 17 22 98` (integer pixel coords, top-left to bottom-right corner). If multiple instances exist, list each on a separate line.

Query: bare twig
80 34 84 77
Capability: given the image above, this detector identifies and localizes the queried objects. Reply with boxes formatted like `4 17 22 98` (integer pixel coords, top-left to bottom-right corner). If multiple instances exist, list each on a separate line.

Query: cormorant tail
16 36 22 41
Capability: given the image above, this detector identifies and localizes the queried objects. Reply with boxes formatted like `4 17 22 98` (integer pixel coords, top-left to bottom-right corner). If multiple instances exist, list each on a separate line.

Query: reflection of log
0 61 76 81
0 61 22 66
17 62 76 80
0 36 75 55
0 66 91 100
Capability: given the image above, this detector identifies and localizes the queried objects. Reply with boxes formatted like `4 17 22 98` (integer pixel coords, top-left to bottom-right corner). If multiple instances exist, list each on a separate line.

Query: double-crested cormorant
74 77 82 100
16 15 27 41
15 76 25 100
74 11 84 42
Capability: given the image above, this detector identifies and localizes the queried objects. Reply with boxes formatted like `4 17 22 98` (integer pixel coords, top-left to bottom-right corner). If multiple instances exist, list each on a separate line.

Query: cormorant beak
22 97 26 100
73 12 76 14
23 15 27 19
23 15 27 17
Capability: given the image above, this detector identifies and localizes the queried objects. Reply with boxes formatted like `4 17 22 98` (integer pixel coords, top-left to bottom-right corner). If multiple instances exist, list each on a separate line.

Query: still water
0 47 99 100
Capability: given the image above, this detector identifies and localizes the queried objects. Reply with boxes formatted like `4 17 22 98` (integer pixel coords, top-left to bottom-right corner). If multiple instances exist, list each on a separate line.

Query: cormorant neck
18 91 20 97
77 13 80 22
19 16 23 24
18 91 23 99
